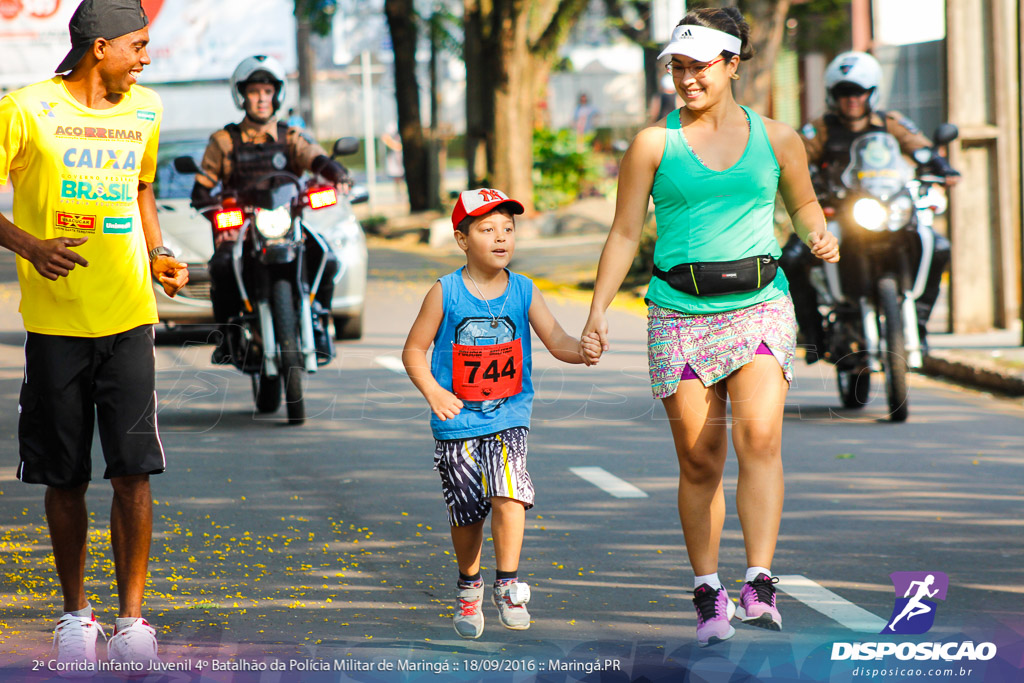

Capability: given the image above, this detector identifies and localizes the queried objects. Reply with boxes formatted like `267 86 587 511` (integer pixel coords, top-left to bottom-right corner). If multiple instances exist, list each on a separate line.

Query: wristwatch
149 246 175 262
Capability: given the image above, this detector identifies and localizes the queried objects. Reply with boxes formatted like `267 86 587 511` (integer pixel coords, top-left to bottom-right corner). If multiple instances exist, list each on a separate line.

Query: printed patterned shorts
648 296 797 397
433 427 534 527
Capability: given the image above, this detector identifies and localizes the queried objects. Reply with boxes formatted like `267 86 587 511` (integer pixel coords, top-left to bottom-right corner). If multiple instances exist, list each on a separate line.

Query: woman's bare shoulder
628 125 668 164
760 115 801 147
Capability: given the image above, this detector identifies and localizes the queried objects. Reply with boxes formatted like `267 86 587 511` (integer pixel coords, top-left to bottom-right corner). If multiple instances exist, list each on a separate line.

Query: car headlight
852 198 888 232
322 214 362 251
887 195 914 230
255 206 293 239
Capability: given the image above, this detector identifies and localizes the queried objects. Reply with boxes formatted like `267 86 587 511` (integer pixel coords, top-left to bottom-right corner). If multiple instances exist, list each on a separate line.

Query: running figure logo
881 571 948 635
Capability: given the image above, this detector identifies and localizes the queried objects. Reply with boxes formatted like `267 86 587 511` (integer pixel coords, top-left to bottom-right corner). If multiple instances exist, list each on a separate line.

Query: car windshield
154 139 209 200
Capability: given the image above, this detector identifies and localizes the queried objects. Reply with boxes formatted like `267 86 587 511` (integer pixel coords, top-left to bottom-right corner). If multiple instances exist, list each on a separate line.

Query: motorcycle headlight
254 206 293 239
887 195 914 230
852 198 888 232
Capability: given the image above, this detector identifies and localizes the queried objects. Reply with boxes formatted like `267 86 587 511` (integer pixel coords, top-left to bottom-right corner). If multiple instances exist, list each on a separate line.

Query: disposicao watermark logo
882 571 948 635
831 571 998 664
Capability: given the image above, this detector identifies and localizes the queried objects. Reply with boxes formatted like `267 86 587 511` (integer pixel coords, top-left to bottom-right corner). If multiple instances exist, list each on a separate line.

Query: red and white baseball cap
451 188 525 230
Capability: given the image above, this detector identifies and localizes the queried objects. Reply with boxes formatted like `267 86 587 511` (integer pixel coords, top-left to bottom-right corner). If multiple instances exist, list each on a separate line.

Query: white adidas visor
658 24 742 63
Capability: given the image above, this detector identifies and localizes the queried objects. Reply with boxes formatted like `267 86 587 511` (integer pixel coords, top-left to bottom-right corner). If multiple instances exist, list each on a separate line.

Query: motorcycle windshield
246 183 299 211
840 132 913 200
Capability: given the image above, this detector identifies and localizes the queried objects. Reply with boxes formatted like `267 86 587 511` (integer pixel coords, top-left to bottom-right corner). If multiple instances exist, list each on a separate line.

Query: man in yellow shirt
0 0 188 670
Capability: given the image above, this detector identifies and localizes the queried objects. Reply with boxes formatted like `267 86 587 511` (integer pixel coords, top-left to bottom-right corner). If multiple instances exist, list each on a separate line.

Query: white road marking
776 574 888 632
569 467 648 498
375 356 407 374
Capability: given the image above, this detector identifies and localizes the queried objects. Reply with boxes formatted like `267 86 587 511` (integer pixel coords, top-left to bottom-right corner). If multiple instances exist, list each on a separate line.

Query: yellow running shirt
0 76 162 337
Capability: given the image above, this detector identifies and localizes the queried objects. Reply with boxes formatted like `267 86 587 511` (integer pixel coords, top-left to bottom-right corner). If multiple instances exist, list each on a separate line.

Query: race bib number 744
451 339 523 401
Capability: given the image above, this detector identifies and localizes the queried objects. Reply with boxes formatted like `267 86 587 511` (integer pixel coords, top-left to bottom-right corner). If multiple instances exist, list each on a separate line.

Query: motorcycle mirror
913 148 934 165
332 137 360 158
933 123 959 146
173 156 201 174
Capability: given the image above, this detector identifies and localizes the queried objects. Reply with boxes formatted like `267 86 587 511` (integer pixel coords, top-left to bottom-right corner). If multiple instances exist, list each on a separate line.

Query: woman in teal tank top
583 8 839 646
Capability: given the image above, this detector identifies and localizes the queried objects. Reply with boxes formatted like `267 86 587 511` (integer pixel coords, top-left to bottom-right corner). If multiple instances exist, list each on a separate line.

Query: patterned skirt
647 296 796 397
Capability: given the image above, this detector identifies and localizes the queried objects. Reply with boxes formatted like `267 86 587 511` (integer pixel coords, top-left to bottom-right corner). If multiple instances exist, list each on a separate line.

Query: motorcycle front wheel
252 367 282 413
271 278 306 425
836 366 871 409
878 276 909 422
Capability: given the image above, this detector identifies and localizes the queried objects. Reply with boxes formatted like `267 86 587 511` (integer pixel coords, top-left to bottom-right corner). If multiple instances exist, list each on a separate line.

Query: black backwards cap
56 0 149 74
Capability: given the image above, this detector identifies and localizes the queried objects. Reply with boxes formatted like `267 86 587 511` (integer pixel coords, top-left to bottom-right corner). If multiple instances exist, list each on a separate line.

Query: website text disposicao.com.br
837 640 996 679
852 665 978 679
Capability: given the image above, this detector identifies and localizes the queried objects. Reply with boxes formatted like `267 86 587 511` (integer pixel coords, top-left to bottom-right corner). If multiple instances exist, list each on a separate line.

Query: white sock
66 604 92 618
746 566 771 583
115 617 140 633
694 573 722 590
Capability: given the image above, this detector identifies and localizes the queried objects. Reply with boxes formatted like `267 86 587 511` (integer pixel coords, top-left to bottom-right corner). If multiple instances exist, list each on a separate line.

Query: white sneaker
51 613 104 678
492 581 531 630
453 583 485 639
107 618 161 674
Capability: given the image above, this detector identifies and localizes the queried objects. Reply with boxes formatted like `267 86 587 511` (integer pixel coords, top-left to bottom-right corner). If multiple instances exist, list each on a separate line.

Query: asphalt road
0 242 1021 682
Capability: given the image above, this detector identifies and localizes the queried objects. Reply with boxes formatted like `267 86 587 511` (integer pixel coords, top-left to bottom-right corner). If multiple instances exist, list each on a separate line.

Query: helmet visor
832 82 871 99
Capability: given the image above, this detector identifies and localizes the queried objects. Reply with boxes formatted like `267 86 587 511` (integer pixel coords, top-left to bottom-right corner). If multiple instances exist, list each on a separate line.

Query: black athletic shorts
17 324 166 488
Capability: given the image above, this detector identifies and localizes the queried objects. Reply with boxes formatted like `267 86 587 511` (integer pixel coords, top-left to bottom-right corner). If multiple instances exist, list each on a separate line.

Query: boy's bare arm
528 286 600 365
402 282 464 420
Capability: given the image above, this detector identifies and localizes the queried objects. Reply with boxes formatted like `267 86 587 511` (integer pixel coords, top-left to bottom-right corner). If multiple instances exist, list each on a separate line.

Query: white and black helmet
824 51 881 111
230 55 287 112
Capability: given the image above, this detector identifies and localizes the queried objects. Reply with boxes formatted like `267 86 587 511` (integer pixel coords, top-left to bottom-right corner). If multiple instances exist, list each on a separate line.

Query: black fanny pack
653 255 778 296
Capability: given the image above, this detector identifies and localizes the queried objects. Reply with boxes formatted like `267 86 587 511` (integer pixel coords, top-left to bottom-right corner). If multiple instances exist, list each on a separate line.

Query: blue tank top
430 267 534 441
647 106 789 314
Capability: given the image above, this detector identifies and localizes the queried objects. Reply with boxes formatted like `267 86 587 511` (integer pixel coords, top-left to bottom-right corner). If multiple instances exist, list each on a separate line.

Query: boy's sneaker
693 584 736 647
453 583 485 639
737 573 782 631
107 618 161 673
492 581 531 630
52 613 105 678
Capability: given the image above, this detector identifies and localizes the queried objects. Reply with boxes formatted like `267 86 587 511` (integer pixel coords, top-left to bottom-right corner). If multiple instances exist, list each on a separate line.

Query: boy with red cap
403 188 601 638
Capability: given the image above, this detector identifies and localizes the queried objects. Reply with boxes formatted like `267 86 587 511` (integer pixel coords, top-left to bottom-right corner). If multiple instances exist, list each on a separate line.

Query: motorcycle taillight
308 187 338 210
214 208 244 231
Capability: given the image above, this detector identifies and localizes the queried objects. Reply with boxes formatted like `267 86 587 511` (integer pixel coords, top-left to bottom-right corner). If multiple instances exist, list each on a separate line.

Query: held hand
427 387 464 421
583 311 610 353
29 236 89 280
807 230 840 263
152 255 190 297
580 332 603 366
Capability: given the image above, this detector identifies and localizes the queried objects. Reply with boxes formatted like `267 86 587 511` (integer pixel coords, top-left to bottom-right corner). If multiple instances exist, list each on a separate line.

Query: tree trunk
295 15 316 134
491 4 535 210
385 0 432 211
464 0 589 212
734 0 793 114
464 0 494 188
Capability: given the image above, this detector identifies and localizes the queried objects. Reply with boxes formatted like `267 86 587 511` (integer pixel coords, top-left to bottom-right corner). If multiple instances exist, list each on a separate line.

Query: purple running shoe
692 583 736 646
737 573 782 631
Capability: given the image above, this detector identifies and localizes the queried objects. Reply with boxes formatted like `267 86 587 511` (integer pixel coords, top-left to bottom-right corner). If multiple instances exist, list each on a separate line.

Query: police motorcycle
173 138 360 425
809 124 958 422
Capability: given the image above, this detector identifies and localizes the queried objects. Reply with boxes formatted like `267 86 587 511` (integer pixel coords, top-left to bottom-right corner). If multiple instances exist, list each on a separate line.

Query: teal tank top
647 105 789 314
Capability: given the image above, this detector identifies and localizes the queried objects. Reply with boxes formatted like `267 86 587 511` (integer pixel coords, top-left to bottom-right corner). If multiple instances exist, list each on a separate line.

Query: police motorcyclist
782 51 958 361
191 55 349 364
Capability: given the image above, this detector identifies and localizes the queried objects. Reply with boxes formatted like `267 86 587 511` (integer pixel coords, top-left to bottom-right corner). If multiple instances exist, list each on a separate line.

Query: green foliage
788 0 852 55
531 128 603 212
294 0 336 36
